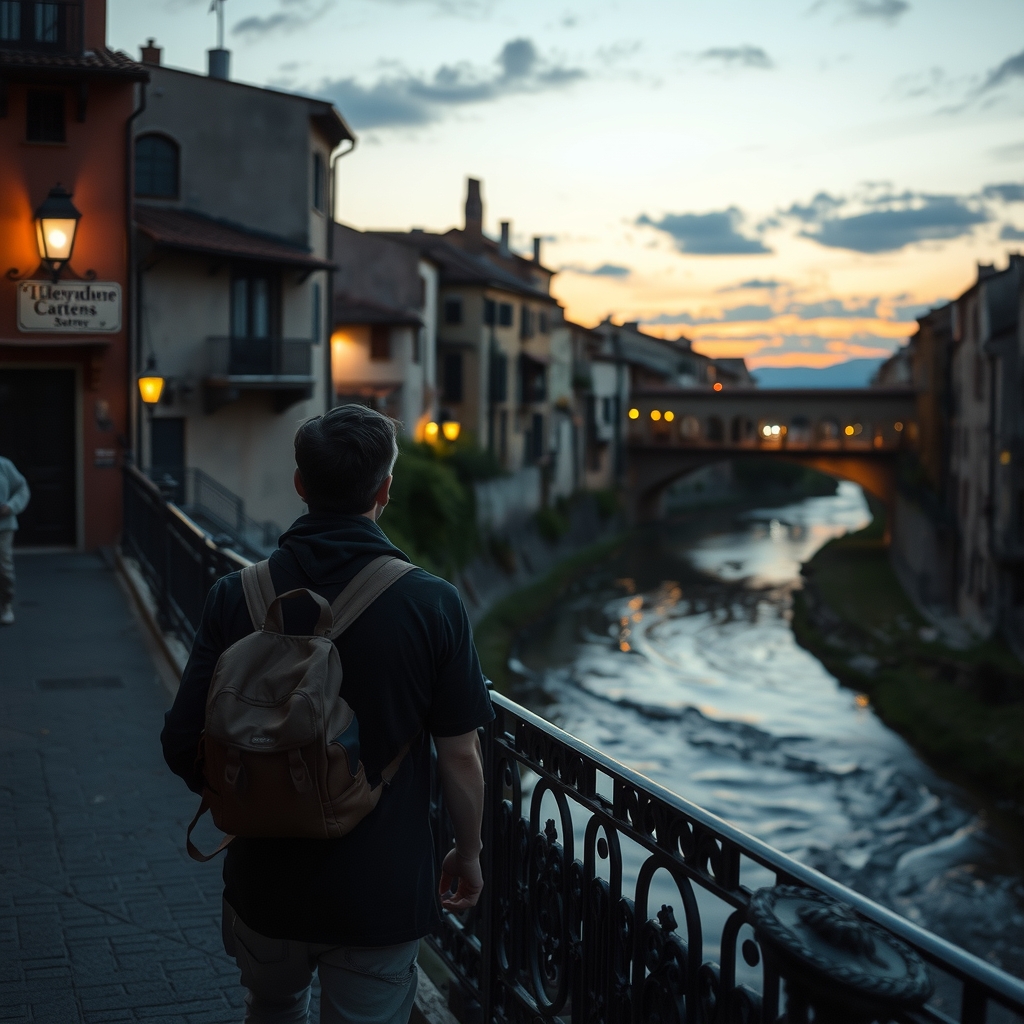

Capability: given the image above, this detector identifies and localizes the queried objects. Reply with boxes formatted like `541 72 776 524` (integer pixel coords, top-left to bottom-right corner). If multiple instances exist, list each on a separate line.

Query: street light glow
628 407 640 419
650 409 662 421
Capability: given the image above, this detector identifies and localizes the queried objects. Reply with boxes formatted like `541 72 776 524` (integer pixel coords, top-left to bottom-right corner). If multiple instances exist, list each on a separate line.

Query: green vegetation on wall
379 436 504 578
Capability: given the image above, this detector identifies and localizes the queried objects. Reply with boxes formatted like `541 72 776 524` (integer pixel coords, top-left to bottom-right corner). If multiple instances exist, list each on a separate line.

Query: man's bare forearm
435 732 485 856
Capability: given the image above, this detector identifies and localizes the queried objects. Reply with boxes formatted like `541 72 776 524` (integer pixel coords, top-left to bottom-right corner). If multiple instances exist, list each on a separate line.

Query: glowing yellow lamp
844 424 855 436
664 410 675 422
424 421 440 442
628 408 640 420
650 409 662 421
441 421 461 442
35 185 81 278
138 375 165 405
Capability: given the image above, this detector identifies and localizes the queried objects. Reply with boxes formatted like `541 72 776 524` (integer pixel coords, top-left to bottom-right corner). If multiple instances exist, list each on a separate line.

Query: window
484 299 496 326
412 328 421 364
498 303 513 327
489 351 507 402
26 89 64 142
0 2 21 41
519 355 546 404
520 304 535 341
231 271 277 339
444 297 463 325
525 413 544 465
370 325 391 361
135 134 179 198
312 152 326 213
443 352 463 402
538 311 549 335
35 1 57 42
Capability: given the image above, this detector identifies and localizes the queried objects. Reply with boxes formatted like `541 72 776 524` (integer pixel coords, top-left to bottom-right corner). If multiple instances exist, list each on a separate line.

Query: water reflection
512 483 1024 978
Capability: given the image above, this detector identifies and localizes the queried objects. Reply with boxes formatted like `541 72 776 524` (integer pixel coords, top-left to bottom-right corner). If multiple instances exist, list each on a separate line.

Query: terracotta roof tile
0 46 147 78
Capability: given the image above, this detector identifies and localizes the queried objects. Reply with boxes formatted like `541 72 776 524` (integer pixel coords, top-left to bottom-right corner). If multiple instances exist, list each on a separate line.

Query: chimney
141 38 162 65
499 221 510 256
533 236 542 264
464 178 483 252
208 48 230 79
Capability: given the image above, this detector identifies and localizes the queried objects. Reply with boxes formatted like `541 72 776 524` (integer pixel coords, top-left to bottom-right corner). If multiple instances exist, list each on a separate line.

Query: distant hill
750 358 887 389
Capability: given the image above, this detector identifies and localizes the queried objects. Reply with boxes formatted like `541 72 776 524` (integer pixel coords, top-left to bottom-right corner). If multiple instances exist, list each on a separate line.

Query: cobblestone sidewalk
0 553 245 1023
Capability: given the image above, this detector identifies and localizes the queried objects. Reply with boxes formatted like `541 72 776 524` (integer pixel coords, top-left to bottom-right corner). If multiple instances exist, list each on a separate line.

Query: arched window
135 134 179 198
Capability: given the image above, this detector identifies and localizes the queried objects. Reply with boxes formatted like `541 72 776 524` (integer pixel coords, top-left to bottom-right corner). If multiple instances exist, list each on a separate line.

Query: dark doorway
0 368 76 546
150 417 185 505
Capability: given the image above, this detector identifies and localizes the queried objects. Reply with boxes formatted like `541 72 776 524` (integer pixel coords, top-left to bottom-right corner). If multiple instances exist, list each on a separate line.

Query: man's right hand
439 847 483 911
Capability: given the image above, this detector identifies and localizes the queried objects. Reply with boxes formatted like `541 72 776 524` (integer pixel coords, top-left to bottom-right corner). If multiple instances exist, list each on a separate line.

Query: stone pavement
0 553 246 1023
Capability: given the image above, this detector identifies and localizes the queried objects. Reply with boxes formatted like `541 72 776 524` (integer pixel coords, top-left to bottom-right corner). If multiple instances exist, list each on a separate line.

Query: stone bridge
625 386 918 523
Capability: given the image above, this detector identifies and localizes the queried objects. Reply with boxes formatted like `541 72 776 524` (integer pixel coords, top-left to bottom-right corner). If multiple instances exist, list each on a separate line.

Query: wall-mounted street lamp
35 185 82 282
441 420 461 442
424 421 440 442
138 358 165 405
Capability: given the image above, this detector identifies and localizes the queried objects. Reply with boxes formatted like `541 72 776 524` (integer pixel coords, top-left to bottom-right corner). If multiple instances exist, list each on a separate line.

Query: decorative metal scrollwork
424 693 1024 1024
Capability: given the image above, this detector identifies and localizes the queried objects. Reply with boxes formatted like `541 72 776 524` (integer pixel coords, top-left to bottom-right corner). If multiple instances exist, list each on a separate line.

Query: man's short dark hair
294 405 399 514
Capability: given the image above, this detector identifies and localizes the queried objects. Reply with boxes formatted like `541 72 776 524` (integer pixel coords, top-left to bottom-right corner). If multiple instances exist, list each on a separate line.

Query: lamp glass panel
38 217 77 261
442 421 461 441
138 376 165 405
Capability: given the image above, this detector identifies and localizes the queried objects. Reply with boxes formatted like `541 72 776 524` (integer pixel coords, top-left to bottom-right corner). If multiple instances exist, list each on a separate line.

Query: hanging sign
18 281 121 333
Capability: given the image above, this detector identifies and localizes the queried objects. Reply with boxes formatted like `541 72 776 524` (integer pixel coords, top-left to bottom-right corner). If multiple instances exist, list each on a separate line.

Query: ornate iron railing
427 694 1024 1024
121 468 1024 1022
122 465 247 645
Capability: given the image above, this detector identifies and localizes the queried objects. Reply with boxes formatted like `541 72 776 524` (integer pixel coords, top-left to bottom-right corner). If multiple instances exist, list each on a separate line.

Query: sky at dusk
110 0 1024 368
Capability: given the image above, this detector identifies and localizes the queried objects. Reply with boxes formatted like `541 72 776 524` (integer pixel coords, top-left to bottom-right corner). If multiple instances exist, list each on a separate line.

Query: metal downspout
326 137 356 412
125 78 147 466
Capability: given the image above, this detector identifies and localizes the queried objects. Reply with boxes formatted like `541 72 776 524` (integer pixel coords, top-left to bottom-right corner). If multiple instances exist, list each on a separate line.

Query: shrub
594 489 619 520
535 505 570 544
381 445 477 577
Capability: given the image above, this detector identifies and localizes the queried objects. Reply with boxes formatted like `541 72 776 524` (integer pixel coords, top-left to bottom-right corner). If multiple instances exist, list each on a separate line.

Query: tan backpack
186 554 416 862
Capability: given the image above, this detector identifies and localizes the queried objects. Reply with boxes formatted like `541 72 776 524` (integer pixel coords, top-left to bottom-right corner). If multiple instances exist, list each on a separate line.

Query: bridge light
1001 450 1012 465
664 410 675 422
894 421 903 432
713 382 723 392
628 408 640 420
844 424 855 436
770 424 780 436
650 409 662 421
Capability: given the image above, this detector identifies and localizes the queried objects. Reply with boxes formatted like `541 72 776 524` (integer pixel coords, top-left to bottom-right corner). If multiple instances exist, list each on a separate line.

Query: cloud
983 183 1024 203
233 0 333 40
562 263 631 278
846 0 909 23
1000 225 1024 241
991 141 1024 162
637 208 771 255
719 278 784 292
783 189 988 253
699 45 773 70
357 0 495 14
980 48 1024 92
810 0 910 24
318 38 585 128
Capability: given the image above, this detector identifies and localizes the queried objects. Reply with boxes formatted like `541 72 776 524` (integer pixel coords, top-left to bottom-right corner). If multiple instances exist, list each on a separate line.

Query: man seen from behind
161 405 492 1024
0 455 30 626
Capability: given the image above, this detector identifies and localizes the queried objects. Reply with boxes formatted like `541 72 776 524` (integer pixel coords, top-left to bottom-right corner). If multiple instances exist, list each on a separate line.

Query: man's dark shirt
161 512 493 946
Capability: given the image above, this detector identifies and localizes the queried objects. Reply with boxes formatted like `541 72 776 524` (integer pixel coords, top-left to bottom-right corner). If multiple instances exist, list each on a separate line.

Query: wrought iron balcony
204 336 314 413
0 1 83 53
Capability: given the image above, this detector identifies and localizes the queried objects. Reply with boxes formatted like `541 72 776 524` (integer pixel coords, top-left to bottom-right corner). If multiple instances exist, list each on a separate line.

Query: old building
0 0 146 549
330 223 438 436
377 180 562 475
131 40 352 538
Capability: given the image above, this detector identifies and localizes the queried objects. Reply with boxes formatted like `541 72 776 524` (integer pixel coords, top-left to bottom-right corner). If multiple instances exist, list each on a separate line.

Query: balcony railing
204 336 314 412
0 1 83 54
121 468 1024 1024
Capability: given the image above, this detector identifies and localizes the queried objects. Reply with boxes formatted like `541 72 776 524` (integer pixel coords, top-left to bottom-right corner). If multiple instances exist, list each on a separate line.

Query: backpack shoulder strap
240 559 276 630
329 555 416 639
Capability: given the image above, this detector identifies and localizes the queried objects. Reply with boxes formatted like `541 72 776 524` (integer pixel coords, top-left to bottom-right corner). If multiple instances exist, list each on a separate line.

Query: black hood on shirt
275 512 410 586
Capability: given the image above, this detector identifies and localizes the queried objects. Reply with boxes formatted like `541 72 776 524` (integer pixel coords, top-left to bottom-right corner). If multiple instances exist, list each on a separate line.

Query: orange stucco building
0 0 146 548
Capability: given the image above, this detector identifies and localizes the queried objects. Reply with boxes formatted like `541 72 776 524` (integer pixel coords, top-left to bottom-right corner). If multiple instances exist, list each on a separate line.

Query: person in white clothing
0 456 31 625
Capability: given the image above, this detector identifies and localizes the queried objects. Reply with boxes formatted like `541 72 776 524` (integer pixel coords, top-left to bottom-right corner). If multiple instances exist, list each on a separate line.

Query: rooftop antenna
209 0 226 51
206 0 230 80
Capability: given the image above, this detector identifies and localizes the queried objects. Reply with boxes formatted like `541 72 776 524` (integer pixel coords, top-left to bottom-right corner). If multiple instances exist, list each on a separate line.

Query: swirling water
511 483 1024 979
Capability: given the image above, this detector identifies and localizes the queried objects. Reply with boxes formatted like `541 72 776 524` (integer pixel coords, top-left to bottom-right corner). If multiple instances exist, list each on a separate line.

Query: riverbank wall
792 510 1024 813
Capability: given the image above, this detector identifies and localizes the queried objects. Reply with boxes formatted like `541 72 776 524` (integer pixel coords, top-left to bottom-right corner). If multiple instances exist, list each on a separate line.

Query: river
510 482 1024 982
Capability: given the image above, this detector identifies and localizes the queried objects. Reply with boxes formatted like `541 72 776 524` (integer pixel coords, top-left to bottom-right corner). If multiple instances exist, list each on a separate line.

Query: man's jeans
222 900 419 1024
0 531 13 608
